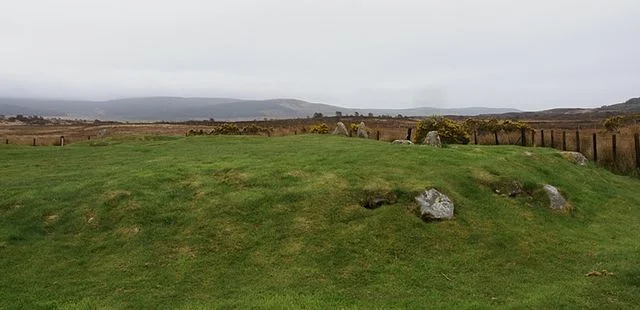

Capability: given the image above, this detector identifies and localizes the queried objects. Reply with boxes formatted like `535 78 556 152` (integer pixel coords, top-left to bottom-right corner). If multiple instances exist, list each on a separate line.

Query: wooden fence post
494 132 499 145
33 138 36 146
531 130 535 147
562 131 567 151
520 128 526 146
612 134 617 162
550 130 555 148
541 130 545 147
474 131 478 145
635 133 640 169
592 133 597 162
406 128 412 141
376 130 380 141
575 131 581 153
60 136 65 147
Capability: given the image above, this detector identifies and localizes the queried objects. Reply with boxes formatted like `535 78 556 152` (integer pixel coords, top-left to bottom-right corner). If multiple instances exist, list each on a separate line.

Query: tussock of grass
1 135 640 308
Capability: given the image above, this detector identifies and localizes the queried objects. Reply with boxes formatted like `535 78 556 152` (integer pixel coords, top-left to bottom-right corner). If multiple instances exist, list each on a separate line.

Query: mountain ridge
0 96 520 121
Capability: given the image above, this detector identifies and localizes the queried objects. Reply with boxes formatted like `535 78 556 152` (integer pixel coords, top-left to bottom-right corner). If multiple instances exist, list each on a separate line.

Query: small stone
560 151 588 166
543 184 567 210
391 140 413 145
45 214 59 223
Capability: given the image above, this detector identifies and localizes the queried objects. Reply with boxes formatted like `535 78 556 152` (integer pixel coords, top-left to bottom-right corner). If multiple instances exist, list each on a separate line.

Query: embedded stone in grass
44 214 59 225
543 184 568 210
360 190 397 209
356 122 368 139
332 122 349 136
391 140 413 145
493 180 524 197
423 131 442 147
415 188 454 220
560 151 588 166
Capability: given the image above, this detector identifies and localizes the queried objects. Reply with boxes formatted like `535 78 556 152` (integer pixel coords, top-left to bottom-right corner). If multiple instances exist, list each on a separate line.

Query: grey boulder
415 188 454 220
543 184 568 210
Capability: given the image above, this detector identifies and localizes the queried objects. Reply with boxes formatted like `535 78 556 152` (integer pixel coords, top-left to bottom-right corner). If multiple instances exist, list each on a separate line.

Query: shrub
349 123 359 135
242 123 271 135
210 123 241 135
499 119 531 132
415 116 470 144
463 118 531 133
309 123 329 134
603 116 624 132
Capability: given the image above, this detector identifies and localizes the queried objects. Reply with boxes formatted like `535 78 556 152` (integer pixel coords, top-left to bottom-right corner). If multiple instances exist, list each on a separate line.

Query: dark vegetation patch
359 189 398 209
358 188 420 209
103 190 132 208
211 168 250 186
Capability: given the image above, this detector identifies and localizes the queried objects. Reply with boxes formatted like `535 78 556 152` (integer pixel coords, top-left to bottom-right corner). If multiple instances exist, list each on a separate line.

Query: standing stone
332 122 349 136
98 129 109 138
543 184 568 210
423 131 442 147
415 188 454 220
356 122 368 139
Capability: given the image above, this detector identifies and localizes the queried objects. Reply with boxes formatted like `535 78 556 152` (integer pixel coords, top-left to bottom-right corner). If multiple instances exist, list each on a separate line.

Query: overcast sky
1 0 639 110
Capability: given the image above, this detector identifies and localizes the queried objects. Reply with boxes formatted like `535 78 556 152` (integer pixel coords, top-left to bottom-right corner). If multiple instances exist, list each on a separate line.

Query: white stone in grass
415 188 454 220
560 151 588 166
543 184 568 210
391 140 413 145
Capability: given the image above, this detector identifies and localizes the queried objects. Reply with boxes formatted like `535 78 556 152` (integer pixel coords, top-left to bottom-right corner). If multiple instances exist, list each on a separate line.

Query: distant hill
598 97 640 113
0 96 519 121
483 97 640 120
0 103 66 117
3 96 640 122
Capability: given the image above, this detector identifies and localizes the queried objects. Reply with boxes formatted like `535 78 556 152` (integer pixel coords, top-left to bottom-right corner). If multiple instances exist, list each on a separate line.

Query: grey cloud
0 0 638 110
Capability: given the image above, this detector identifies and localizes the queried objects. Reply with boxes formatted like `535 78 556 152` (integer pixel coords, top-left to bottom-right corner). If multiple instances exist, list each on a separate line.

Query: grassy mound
1 135 640 308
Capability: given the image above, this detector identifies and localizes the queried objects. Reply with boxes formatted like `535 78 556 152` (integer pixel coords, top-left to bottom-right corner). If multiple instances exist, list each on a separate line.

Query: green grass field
1 135 640 309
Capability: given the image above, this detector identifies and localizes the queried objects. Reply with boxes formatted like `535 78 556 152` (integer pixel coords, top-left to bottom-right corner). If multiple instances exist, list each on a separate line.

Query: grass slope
1 135 640 309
